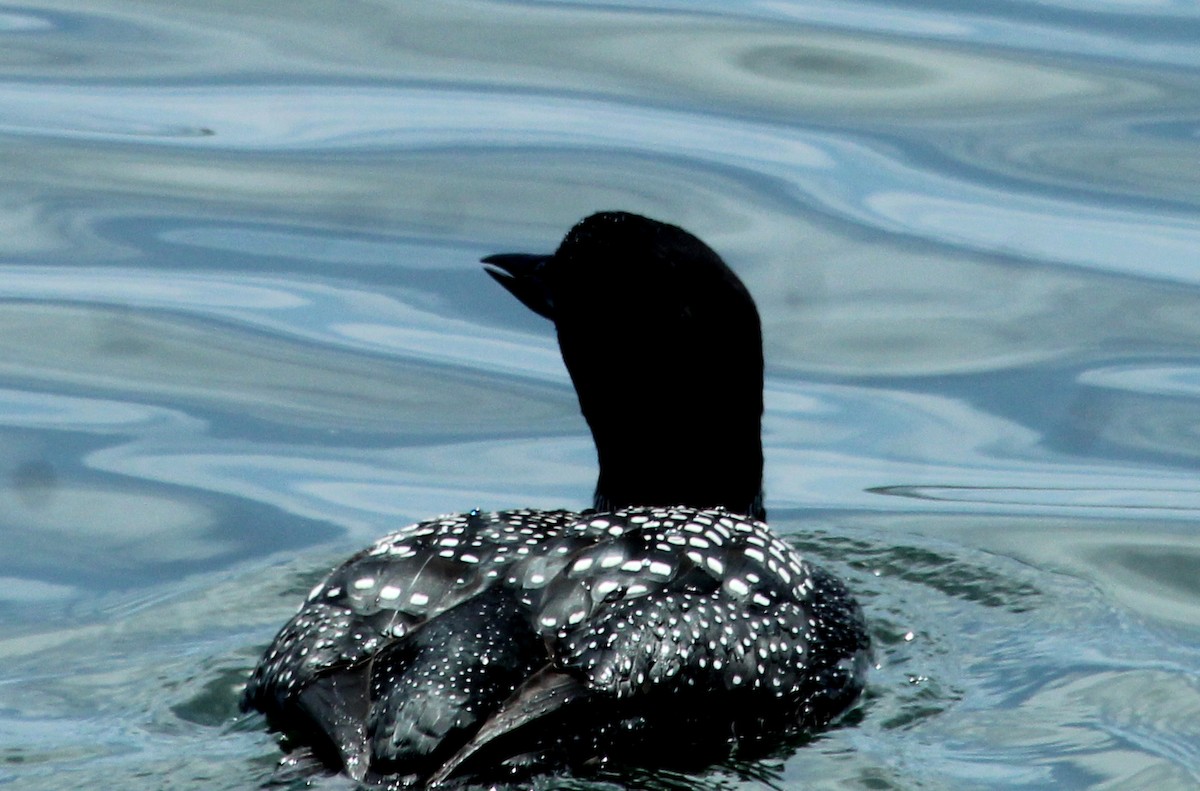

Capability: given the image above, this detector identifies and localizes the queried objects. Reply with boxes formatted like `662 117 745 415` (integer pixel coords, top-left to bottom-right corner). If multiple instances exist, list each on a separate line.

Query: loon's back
244 506 868 786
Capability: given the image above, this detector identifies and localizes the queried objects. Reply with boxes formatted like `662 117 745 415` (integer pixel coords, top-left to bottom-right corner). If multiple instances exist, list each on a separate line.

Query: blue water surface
2 1 1199 789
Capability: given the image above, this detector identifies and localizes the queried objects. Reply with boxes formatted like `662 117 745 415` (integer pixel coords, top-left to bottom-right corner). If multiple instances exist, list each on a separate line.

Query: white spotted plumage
246 505 856 721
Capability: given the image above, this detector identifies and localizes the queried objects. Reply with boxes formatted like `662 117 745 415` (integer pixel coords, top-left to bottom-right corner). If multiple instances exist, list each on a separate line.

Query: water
2 1 1199 788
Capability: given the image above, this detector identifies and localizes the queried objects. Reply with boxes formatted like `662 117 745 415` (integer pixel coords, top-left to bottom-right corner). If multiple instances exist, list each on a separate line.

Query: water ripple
873 484 1200 512
4 77 1196 287
3 2 1200 789
0 267 566 384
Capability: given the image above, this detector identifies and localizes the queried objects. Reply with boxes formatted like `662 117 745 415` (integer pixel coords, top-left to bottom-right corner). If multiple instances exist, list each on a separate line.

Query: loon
243 212 869 787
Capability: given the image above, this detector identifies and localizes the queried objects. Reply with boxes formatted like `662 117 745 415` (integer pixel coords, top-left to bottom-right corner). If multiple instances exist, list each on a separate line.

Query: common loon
243 212 869 787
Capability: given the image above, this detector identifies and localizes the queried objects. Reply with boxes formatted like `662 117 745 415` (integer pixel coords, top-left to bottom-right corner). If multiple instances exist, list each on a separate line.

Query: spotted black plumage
243 212 870 787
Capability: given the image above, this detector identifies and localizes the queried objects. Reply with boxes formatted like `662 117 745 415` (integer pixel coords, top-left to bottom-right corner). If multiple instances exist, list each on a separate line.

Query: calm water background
2 1 1199 789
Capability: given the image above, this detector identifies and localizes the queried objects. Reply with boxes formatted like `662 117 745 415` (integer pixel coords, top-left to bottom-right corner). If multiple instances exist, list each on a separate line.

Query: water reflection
10 459 57 509
3 58 1194 288
2 0 1200 789
0 298 569 432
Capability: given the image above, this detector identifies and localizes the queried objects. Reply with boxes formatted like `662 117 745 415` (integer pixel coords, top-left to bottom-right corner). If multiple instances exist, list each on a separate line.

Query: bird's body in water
243 212 870 787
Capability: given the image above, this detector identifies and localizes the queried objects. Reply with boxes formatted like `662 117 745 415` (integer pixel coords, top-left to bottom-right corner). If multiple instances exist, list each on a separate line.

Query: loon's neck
585 400 766 522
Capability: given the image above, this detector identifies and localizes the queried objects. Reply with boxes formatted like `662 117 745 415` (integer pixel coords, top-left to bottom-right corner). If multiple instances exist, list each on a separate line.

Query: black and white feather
245 506 866 786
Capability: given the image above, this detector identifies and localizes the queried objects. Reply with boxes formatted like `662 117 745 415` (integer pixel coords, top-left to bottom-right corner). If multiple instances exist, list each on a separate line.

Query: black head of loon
485 211 766 522
242 212 869 789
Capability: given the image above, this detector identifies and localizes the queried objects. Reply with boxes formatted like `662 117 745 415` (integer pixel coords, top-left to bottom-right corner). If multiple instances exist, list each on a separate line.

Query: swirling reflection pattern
2 1 1200 790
